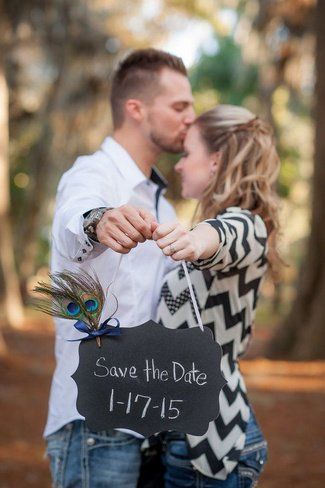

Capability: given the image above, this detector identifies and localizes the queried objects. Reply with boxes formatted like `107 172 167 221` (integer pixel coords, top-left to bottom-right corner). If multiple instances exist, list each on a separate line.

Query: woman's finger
170 248 196 261
155 226 188 249
161 235 190 256
152 222 180 241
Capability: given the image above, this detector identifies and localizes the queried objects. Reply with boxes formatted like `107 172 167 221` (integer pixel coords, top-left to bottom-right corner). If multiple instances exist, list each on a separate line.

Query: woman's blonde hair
194 104 281 279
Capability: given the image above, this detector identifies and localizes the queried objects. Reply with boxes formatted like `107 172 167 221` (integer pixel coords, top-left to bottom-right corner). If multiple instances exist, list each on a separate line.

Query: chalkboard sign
72 320 226 437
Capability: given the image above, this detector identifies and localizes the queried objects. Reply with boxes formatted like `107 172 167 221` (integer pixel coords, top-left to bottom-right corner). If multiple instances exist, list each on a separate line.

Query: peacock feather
33 270 107 331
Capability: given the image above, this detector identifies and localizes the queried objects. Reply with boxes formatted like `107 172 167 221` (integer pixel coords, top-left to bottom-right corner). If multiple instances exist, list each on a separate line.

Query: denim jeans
163 410 268 488
46 420 142 488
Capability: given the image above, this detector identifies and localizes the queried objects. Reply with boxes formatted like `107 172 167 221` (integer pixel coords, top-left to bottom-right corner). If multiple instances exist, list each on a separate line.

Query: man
45 48 195 487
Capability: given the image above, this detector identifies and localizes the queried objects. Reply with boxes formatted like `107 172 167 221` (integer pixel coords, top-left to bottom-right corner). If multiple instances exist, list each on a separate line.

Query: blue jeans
46 420 142 488
163 410 267 488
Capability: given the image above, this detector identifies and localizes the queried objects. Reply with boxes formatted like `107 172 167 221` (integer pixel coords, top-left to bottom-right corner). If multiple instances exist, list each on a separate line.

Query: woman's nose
175 161 182 173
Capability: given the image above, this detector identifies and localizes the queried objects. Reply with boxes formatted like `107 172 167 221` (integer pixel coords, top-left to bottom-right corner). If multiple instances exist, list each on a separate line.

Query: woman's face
175 124 218 200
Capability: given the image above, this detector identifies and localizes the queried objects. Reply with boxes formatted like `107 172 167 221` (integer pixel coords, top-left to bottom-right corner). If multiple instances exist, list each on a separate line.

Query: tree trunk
0 42 24 333
17 6 70 298
267 0 325 359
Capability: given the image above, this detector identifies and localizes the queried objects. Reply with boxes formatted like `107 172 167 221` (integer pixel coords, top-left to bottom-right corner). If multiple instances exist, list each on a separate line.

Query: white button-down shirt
44 137 176 438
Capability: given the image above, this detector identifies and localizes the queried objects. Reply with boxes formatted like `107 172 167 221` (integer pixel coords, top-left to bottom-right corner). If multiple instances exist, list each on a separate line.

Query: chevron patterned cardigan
157 207 268 480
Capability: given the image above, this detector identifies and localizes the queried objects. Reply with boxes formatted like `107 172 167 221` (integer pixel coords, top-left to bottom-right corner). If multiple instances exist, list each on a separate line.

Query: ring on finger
169 243 176 255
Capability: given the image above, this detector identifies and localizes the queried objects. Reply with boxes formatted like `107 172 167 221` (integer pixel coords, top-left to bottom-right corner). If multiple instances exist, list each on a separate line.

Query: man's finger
138 208 157 226
138 208 158 238
111 228 138 249
98 235 131 254
100 208 148 242
115 217 146 243
124 209 153 240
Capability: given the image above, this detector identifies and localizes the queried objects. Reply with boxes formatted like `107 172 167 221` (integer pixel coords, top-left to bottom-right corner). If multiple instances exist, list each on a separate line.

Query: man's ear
125 99 144 122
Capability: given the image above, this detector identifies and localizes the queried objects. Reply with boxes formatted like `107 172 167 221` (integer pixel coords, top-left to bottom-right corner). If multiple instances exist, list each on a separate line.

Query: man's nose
184 107 196 125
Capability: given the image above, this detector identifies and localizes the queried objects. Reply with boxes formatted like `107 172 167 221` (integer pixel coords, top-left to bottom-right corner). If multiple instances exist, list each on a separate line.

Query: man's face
143 68 195 153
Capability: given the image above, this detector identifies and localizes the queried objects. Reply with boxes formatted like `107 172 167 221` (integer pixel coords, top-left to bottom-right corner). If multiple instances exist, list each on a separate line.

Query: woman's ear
210 151 221 174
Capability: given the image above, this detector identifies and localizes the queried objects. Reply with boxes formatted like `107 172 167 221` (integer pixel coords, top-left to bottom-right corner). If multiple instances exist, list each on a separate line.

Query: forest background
0 0 324 487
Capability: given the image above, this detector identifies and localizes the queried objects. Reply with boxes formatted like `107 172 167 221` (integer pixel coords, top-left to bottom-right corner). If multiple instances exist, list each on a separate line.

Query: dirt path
0 320 324 487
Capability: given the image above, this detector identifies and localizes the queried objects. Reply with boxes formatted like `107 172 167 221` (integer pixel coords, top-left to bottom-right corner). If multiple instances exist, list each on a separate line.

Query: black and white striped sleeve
193 209 268 272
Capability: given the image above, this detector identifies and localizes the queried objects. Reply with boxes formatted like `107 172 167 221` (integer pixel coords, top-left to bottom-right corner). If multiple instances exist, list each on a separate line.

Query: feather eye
67 301 81 316
62 298 83 318
33 270 105 330
84 298 98 312
81 293 99 313
80 292 103 327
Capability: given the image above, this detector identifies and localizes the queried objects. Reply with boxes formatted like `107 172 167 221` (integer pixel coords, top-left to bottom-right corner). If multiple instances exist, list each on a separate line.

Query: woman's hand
152 222 202 261
152 221 220 262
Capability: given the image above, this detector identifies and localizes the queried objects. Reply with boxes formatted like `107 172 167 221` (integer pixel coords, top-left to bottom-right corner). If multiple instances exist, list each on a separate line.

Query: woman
152 104 281 487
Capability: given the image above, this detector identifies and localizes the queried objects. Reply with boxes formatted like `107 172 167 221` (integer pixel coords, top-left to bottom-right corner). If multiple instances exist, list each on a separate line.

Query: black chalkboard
72 320 226 437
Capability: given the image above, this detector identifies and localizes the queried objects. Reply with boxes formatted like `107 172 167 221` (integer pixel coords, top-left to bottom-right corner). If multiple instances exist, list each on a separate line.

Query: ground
0 318 324 487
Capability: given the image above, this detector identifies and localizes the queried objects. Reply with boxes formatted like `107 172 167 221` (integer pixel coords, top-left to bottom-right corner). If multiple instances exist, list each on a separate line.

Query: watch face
91 213 101 223
86 209 107 224
84 208 107 236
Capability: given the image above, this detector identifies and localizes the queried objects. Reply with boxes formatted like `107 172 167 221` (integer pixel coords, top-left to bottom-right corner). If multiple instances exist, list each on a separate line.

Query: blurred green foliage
190 36 259 105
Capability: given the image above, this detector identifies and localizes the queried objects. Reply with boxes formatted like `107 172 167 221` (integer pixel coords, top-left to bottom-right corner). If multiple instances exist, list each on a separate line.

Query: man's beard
149 129 184 154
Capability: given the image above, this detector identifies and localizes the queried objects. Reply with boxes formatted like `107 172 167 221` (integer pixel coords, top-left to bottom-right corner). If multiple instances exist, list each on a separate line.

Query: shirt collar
150 167 167 191
101 136 167 191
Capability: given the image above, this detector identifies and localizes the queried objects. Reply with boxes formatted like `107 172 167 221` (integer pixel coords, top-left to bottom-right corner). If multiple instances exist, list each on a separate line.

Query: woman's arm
153 209 268 271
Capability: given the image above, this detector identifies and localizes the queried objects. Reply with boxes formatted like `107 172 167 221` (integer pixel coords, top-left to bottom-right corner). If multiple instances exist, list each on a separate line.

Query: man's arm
85 205 158 254
52 157 156 261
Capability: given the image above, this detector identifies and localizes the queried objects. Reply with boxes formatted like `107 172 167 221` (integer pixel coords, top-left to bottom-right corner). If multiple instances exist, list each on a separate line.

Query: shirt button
86 437 96 446
77 257 82 262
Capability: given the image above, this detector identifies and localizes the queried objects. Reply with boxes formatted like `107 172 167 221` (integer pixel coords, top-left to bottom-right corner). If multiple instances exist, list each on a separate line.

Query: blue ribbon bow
68 317 121 342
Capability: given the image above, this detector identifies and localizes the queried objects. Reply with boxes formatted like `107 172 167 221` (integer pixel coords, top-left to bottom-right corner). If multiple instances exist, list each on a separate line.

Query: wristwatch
83 207 112 242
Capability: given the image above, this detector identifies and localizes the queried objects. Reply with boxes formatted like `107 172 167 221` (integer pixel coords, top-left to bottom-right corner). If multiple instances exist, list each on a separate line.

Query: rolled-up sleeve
52 156 118 262
193 209 267 272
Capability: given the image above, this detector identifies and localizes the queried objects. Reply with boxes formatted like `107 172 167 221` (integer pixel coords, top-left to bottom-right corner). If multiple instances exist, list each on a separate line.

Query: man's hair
110 48 187 129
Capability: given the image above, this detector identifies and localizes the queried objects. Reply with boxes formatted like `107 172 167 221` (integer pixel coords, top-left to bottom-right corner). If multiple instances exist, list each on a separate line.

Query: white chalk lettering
196 372 207 385
143 359 169 382
94 357 109 377
172 361 207 385
173 362 185 382
160 370 169 381
110 366 119 377
129 366 138 378
93 357 138 379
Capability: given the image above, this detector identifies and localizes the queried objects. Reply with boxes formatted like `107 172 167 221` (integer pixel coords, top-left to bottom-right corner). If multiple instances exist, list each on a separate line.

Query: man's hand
96 205 157 254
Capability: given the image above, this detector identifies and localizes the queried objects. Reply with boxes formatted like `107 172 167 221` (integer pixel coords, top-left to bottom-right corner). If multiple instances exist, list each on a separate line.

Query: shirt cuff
66 213 107 263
